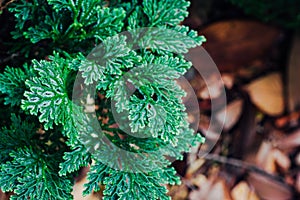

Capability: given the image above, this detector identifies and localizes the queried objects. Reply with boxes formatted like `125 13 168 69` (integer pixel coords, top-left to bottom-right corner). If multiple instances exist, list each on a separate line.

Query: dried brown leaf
190 174 208 188
222 73 235 89
0 190 10 200
256 142 273 167
189 179 232 200
276 129 300 150
199 20 281 72
248 172 293 200
168 185 189 200
231 181 260 200
273 149 291 172
186 158 206 178
216 99 243 131
245 73 284 116
198 74 224 99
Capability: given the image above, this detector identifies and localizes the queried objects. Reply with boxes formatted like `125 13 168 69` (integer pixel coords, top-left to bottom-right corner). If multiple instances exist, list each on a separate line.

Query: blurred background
169 0 300 199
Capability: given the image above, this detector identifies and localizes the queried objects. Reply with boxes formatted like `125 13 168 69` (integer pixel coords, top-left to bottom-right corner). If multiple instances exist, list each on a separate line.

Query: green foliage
8 0 126 58
123 0 190 28
0 114 35 163
146 26 205 53
0 115 73 199
229 0 300 28
59 144 91 176
79 35 140 85
0 0 206 199
0 147 73 200
85 160 180 200
102 171 168 200
0 65 32 106
142 0 190 26
21 53 78 130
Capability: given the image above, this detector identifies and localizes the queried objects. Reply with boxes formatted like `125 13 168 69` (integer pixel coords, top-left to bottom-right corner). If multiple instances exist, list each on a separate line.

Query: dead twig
203 153 287 184
0 53 19 64
0 0 17 12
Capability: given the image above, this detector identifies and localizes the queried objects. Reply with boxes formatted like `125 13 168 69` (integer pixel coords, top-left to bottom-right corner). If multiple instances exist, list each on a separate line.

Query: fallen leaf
273 149 291 172
264 154 277 174
189 178 213 200
199 20 281 72
256 141 276 173
186 158 206 178
256 141 273 166
168 185 189 200
190 73 206 92
245 73 284 116
198 74 224 99
276 129 300 150
248 172 293 200
206 179 232 200
231 182 249 200
190 174 208 188
216 99 243 131
222 73 235 89
231 181 260 200
189 178 232 200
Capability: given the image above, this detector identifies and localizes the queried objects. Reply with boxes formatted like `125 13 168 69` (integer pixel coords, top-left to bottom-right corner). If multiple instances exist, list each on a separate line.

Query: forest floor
168 0 300 199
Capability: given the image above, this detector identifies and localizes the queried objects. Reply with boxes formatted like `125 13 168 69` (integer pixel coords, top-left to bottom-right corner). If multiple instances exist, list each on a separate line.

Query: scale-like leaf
21 54 74 130
79 35 140 85
0 65 32 106
0 147 73 200
59 145 91 176
0 114 36 163
102 170 171 200
143 0 190 26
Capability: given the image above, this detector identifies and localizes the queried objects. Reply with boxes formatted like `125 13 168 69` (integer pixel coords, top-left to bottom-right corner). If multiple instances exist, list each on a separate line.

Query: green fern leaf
143 0 190 26
0 65 32 106
0 147 73 200
79 35 140 85
102 170 170 200
0 114 36 162
59 145 91 176
21 53 74 130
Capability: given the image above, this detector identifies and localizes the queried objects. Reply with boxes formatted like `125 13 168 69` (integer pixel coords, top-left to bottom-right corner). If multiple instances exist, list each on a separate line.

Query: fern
0 65 32 106
0 147 73 200
0 115 73 199
142 0 190 26
0 0 206 199
8 0 126 58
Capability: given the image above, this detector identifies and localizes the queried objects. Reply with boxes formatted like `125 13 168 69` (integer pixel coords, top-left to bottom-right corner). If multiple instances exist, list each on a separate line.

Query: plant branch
203 153 287 184
0 0 17 12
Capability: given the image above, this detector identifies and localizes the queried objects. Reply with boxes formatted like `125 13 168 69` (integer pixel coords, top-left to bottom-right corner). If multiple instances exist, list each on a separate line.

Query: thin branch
0 0 17 12
203 153 288 184
0 53 19 64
